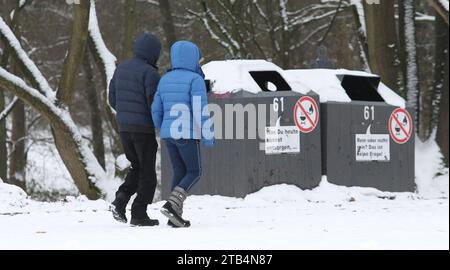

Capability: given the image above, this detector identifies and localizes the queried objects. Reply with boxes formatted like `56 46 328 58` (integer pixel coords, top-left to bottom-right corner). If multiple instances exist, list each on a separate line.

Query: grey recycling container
161 69 322 199
320 74 415 192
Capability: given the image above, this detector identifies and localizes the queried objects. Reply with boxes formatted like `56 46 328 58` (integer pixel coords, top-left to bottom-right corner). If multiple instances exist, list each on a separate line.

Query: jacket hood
133 33 161 66
170 41 201 73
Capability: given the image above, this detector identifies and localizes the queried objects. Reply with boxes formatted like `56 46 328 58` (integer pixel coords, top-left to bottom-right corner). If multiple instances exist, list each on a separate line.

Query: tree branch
0 97 18 122
0 16 56 102
427 0 449 25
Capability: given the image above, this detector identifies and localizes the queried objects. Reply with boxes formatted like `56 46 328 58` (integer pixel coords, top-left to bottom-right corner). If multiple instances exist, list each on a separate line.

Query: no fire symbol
294 96 319 133
389 108 413 144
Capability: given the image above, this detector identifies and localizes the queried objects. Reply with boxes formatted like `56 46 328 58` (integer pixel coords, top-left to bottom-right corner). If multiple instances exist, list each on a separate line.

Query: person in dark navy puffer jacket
152 41 214 228
109 33 161 227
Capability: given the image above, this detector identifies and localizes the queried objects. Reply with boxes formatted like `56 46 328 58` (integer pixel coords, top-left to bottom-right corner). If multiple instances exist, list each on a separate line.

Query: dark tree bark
435 20 449 165
0 51 8 181
398 0 421 138
121 0 137 61
51 0 103 198
421 12 449 144
83 49 105 169
398 0 408 98
0 88 7 181
57 0 90 106
363 1 401 92
7 1 26 190
158 0 177 51
350 4 370 71
9 98 26 190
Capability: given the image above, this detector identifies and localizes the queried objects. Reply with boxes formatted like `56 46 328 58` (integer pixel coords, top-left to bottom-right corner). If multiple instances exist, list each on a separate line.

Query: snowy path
0 183 448 250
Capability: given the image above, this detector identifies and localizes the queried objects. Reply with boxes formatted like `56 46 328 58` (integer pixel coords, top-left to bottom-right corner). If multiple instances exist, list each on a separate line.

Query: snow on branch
0 16 56 103
201 1 241 52
438 0 449 12
428 0 449 24
0 66 110 197
0 67 61 120
19 0 27 8
0 96 18 122
186 9 236 56
136 0 159 5
290 9 342 26
279 0 290 31
350 0 366 35
88 0 117 92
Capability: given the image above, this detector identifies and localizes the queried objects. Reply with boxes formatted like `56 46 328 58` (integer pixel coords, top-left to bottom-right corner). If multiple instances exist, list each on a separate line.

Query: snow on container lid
202 60 310 95
284 69 405 107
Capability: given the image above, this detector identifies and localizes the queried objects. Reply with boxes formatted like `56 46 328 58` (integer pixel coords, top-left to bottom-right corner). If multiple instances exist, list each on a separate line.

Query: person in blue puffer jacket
152 41 214 228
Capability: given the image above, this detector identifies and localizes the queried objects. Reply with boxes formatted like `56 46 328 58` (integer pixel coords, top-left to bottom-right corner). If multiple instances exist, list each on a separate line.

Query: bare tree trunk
0 88 6 181
83 49 105 169
350 4 370 71
158 0 177 51
0 49 8 181
9 98 26 190
436 30 449 165
51 0 101 196
398 0 420 137
363 1 401 92
398 0 409 97
121 0 137 61
8 2 26 190
421 12 449 144
57 0 90 106
279 0 290 69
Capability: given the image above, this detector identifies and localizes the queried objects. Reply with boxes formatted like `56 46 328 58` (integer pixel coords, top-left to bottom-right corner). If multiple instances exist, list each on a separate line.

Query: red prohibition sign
294 96 319 133
389 108 413 144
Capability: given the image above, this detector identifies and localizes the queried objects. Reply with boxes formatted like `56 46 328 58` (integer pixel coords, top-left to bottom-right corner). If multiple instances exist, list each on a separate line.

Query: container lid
203 60 405 108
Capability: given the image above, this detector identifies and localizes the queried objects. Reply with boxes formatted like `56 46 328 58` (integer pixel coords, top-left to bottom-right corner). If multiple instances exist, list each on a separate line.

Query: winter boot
167 206 183 227
110 193 129 223
130 202 159 227
130 216 160 227
161 187 191 228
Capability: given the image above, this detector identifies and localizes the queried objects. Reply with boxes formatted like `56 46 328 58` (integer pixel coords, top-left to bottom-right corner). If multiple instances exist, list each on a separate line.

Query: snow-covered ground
0 135 448 250
0 178 448 250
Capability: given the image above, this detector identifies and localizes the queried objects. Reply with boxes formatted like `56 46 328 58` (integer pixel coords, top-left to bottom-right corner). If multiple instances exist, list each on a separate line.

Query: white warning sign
265 126 300 155
355 134 390 162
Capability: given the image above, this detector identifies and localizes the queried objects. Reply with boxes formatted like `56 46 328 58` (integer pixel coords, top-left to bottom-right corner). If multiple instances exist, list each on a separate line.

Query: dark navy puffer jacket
109 33 161 134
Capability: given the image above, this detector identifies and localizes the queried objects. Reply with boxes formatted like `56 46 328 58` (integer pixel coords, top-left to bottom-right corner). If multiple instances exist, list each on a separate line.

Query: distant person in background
152 41 214 228
108 33 161 227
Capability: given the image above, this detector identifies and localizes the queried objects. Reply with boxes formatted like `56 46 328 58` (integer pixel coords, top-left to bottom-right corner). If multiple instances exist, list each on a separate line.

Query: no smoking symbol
294 96 319 133
389 108 413 144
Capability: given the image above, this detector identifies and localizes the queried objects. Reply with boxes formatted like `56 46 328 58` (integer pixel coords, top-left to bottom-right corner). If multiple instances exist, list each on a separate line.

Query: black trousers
116 132 158 218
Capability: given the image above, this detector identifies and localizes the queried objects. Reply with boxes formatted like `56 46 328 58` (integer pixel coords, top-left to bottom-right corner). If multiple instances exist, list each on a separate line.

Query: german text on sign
265 126 300 155
355 134 390 162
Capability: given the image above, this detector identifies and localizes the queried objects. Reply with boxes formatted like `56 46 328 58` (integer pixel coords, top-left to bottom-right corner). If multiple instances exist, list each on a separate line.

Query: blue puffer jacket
151 41 214 145
109 33 161 134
